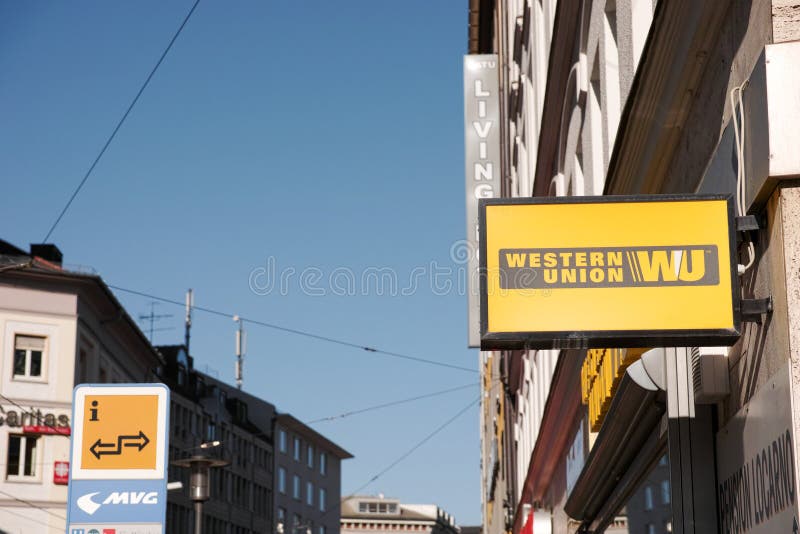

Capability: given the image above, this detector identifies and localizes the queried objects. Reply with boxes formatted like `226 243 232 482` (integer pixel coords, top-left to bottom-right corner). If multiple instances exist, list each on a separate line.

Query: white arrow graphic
77 491 101 515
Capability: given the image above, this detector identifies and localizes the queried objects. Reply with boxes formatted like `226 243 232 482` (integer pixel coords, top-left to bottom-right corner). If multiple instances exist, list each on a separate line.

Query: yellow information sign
479 195 739 349
70 384 169 480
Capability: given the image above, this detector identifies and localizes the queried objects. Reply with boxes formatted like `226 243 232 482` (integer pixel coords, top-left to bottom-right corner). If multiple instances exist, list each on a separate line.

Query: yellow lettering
543 253 557 267
608 252 622 266
543 269 557 284
575 252 587 267
590 252 604 266
637 250 678 282
559 252 573 267
505 253 526 268
679 249 706 282
529 253 541 268
561 269 576 283
608 268 623 283
590 268 604 283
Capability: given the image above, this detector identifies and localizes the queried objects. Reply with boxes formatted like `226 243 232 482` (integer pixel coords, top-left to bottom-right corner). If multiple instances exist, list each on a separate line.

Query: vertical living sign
464 54 500 347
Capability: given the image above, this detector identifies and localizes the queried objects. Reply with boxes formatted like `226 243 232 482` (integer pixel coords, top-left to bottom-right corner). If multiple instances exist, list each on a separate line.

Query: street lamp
172 446 229 534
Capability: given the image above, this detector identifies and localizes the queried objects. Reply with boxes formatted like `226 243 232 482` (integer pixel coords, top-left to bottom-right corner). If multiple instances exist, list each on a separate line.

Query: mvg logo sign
77 490 159 515
498 245 720 289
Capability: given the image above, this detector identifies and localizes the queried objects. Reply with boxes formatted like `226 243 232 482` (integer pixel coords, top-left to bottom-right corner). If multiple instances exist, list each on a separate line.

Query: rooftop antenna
233 315 246 390
185 289 194 354
138 301 174 344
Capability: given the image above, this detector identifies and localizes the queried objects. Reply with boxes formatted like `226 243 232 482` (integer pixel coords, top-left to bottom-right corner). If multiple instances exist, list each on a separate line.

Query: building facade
0 240 352 534
467 1 800 533
0 241 163 533
160 344 277 534
275 414 353 534
340 495 459 534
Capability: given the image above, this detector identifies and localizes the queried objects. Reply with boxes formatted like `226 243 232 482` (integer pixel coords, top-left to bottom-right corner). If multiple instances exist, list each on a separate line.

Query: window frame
279 429 287 453
293 436 301 462
6 434 41 481
319 487 327 512
306 480 314 506
12 334 47 383
278 467 287 494
320 452 327 475
292 474 301 500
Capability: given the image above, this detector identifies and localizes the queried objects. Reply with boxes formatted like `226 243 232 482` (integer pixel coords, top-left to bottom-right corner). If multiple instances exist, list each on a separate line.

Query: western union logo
498 246 719 289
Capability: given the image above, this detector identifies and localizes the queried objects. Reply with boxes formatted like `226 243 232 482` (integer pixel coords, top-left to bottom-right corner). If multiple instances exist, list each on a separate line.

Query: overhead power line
42 0 201 242
106 284 477 374
322 395 480 522
307 381 482 424
0 505 64 531
0 489 66 521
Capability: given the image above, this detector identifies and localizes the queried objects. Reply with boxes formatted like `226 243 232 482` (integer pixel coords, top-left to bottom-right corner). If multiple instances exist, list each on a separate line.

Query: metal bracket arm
740 296 773 323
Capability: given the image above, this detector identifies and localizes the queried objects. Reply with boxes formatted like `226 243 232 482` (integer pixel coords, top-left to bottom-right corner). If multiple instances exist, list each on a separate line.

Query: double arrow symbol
89 431 150 459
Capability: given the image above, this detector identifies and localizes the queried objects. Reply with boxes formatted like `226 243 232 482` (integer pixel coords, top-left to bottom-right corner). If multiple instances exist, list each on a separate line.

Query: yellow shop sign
479 195 739 349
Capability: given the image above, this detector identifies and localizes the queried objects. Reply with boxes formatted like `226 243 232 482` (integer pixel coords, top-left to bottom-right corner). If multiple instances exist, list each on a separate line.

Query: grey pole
172 454 230 534
194 500 203 534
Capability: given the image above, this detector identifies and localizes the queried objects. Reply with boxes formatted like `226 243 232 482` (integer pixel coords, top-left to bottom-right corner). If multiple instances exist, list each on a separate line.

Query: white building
0 241 162 533
341 495 459 534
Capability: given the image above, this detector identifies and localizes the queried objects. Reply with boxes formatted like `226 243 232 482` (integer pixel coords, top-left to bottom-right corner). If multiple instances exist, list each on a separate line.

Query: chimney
29 244 63 267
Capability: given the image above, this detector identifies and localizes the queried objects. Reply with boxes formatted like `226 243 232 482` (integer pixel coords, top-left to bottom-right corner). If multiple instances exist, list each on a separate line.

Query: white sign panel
463 54 500 348
716 363 799 533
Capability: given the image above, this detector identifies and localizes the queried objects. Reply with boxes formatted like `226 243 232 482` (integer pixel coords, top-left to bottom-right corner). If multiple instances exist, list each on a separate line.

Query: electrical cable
348 397 479 495
0 505 64 531
106 284 477 374
322 393 482 524
42 0 201 242
730 81 756 274
306 382 478 424
0 489 66 521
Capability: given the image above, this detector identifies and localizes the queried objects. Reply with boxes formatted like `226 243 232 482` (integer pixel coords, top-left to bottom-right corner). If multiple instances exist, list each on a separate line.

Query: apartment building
466 1 800 533
0 241 163 533
340 495 459 534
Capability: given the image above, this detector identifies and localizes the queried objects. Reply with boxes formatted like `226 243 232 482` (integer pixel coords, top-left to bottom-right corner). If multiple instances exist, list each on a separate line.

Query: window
646 524 656 534
293 475 301 500
294 437 301 461
320 452 327 475
293 514 302 529
306 481 314 506
6 435 38 479
644 486 654 511
319 488 326 512
278 507 286 522
279 429 287 453
661 479 671 504
278 467 286 494
319 527 326 534
307 444 314 468
207 421 216 442
13 335 45 380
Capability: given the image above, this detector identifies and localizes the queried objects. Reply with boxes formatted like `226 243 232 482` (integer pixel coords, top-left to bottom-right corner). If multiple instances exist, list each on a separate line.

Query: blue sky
1 1 480 525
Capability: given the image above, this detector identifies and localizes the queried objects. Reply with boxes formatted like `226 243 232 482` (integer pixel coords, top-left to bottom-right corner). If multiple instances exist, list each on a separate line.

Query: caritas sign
479 195 739 349
54 461 69 485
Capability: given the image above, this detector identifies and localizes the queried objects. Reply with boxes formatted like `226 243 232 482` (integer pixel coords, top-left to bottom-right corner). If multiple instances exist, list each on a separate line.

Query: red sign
23 425 70 436
53 461 69 485
103 529 116 534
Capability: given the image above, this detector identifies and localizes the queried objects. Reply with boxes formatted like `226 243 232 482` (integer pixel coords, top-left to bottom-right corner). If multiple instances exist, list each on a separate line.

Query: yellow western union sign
479 195 739 349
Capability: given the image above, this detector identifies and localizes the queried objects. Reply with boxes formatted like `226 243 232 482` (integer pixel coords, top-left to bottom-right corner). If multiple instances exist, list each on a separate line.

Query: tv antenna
139 301 174 343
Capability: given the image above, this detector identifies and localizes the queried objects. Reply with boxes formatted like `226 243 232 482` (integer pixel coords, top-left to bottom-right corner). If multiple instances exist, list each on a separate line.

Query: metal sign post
66 384 170 534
